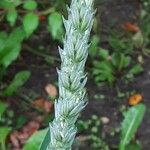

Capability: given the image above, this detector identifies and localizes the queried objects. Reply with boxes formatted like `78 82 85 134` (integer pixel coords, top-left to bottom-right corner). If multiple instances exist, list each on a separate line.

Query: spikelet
47 0 95 149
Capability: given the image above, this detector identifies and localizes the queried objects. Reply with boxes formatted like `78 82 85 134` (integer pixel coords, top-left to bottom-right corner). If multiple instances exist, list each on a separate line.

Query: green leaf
23 0 37 10
39 128 50 150
128 64 143 75
0 0 14 9
0 102 8 119
6 8 17 26
125 143 142 150
112 53 121 67
13 0 22 6
48 12 64 41
99 49 109 60
89 35 100 58
23 128 48 150
112 53 130 70
119 104 146 150
0 27 25 69
0 0 21 7
8 27 25 43
93 61 115 84
3 71 31 96
0 32 8 50
109 35 126 51
0 27 23 51
23 13 39 37
0 44 21 68
0 127 12 144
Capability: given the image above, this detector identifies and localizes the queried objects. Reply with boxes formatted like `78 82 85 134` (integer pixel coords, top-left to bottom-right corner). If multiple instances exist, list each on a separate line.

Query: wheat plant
47 0 95 149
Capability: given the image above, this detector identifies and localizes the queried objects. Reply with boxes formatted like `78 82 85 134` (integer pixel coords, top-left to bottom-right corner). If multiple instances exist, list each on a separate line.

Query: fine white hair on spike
47 0 95 149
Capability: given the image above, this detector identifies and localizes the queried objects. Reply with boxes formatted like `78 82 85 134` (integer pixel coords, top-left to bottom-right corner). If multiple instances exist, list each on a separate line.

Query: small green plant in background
108 33 134 54
140 0 150 37
48 12 64 42
0 27 30 96
90 33 143 85
0 0 64 40
92 48 143 85
0 102 12 150
77 115 110 150
0 27 25 80
92 48 116 84
139 0 150 56
89 35 100 58
0 0 65 80
119 104 146 150
76 104 146 150
0 0 65 95
1 71 30 96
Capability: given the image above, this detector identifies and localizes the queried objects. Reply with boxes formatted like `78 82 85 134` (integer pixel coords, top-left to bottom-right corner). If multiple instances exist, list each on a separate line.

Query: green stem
38 7 55 15
118 54 124 71
1 141 6 150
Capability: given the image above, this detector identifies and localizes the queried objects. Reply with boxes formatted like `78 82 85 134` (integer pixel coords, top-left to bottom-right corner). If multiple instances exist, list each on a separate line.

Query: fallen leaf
10 121 40 149
128 94 143 106
34 115 44 123
76 135 89 142
10 131 20 148
33 97 45 108
39 15 46 21
45 84 57 98
22 121 40 136
44 101 53 113
33 97 53 113
122 22 140 33
101 117 110 124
